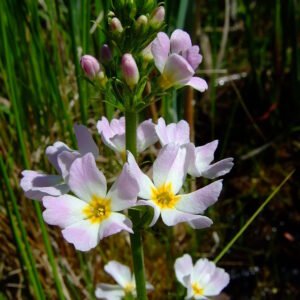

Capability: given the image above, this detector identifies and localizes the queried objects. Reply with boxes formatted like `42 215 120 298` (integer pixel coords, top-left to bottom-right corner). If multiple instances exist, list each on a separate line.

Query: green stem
125 110 147 300
214 170 295 263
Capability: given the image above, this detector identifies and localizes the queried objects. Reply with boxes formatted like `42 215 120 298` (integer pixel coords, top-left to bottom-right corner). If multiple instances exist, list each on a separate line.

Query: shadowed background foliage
0 0 299 299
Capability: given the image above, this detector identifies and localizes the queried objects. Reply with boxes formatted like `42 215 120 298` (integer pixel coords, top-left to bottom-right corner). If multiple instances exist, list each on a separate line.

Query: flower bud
136 15 148 28
121 54 139 89
110 17 123 33
150 6 165 26
80 55 100 78
100 44 112 62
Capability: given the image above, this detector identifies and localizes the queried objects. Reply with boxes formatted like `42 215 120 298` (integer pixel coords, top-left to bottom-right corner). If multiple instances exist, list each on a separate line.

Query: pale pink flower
20 125 99 200
95 261 153 299
155 118 234 179
175 254 230 299
97 117 158 154
42 153 138 251
127 144 222 228
151 29 208 91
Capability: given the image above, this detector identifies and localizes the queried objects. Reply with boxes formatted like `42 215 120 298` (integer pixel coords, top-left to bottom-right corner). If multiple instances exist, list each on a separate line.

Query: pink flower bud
80 55 100 78
121 54 139 89
150 6 165 26
110 17 123 33
100 44 112 62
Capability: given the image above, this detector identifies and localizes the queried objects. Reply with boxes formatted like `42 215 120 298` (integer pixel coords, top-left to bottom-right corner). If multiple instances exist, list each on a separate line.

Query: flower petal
137 119 158 152
74 124 99 158
107 163 139 211
57 151 80 181
203 268 230 296
187 216 213 229
174 254 193 287
104 261 132 288
201 158 234 179
20 170 68 200
186 77 208 92
62 219 100 251
161 209 203 226
97 117 125 152
68 153 107 202
42 195 86 228
182 45 202 70
46 141 72 174
162 54 194 87
136 200 161 227
155 118 190 147
187 141 218 176
153 144 187 194
109 134 126 153
176 180 223 214
127 152 155 199
151 32 170 73
99 212 133 240
95 284 124 300
170 29 192 54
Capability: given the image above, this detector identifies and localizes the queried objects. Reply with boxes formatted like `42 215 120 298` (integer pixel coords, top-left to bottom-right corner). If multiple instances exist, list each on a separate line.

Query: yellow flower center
192 282 204 296
151 183 180 209
124 282 135 294
158 74 174 90
82 195 111 224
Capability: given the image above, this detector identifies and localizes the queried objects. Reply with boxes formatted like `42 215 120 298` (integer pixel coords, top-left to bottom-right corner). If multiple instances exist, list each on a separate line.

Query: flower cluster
21 117 233 252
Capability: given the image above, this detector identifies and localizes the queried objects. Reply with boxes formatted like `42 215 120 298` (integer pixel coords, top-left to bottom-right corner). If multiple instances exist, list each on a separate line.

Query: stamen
151 183 180 209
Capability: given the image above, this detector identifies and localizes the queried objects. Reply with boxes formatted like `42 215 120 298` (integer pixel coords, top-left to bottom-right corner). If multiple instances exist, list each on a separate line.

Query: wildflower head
121 54 140 89
80 55 101 78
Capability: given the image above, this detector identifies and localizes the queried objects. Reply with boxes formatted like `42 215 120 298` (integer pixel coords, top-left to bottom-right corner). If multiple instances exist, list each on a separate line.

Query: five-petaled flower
151 29 208 92
174 254 230 299
42 153 139 251
127 144 223 228
20 124 99 200
95 261 153 299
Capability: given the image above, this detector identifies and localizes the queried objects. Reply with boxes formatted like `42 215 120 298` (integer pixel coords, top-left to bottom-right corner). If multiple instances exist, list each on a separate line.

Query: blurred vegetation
0 0 299 299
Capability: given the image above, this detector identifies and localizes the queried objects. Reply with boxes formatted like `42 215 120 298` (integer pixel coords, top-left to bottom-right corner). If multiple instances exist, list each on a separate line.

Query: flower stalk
125 110 147 300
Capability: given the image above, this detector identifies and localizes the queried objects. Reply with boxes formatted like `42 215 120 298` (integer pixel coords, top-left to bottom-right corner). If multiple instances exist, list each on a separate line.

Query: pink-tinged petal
99 212 133 239
127 152 155 199
162 54 194 87
57 151 80 181
176 180 223 214
97 117 119 152
188 141 218 176
74 124 99 158
42 195 86 228
201 158 234 179
46 141 72 174
161 209 202 226
151 32 170 73
107 163 139 211
153 144 187 194
110 134 126 153
104 261 132 287
182 46 202 70
62 220 100 251
110 117 125 134
170 29 192 54
187 216 213 229
186 77 208 92
137 119 158 152
175 120 190 145
95 284 124 300
20 170 68 200
155 118 168 146
174 254 193 287
68 153 107 202
204 269 230 296
136 200 161 227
